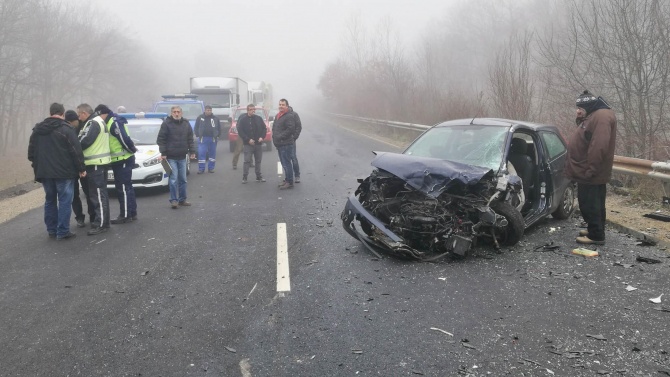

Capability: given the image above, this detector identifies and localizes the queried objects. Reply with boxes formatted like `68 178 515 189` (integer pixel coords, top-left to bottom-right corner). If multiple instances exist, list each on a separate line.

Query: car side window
540 131 567 160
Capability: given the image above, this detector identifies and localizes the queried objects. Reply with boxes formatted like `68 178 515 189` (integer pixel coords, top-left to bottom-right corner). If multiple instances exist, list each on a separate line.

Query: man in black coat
157 105 196 209
272 98 297 189
237 104 267 183
28 103 86 240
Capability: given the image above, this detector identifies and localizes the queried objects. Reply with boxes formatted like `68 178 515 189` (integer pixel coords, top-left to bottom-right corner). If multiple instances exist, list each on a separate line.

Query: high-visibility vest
106 117 134 162
83 116 111 166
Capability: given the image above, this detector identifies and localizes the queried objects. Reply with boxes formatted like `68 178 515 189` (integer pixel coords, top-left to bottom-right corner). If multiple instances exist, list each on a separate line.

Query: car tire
229 141 235 153
489 201 524 246
552 183 576 220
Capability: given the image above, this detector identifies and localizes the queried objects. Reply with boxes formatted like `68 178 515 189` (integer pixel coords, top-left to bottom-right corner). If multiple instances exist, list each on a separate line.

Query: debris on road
650 294 664 304
572 248 599 257
225 346 236 353
636 256 661 264
625 285 638 292
430 327 453 336
585 334 607 341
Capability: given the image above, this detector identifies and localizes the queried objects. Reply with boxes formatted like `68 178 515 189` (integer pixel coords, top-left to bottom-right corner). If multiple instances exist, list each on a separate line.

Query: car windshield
404 125 509 170
154 103 202 119
127 122 162 145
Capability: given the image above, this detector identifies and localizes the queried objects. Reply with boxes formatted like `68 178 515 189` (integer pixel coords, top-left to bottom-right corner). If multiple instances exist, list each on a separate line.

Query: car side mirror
268 116 274 121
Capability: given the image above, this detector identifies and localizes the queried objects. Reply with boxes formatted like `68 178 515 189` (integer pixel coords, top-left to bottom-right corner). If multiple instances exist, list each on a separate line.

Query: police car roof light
162 94 198 100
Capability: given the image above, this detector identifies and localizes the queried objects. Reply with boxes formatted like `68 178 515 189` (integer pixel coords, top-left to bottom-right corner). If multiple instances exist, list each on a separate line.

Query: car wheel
489 201 524 246
229 141 235 153
265 142 272 151
552 183 576 220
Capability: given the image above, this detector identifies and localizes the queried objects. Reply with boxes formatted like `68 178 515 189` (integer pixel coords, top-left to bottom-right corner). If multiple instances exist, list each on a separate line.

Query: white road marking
276 223 291 292
277 161 283 176
239 358 252 377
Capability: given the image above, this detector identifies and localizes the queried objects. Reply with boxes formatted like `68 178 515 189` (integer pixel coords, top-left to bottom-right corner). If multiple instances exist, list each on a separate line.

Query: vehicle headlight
143 154 161 167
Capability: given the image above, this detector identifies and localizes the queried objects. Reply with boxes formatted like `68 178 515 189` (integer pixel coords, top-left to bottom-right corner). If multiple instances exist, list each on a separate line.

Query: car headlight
143 154 162 167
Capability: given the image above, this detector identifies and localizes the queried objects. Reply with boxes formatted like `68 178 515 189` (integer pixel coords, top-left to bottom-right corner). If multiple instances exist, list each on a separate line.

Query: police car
106 112 190 189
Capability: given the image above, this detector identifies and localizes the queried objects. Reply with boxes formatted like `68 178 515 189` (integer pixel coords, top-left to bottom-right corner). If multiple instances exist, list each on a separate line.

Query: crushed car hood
370 152 496 198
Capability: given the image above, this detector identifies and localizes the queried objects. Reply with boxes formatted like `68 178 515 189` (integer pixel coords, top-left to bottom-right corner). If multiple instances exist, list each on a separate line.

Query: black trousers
72 177 95 222
111 156 137 218
577 183 607 241
86 165 110 228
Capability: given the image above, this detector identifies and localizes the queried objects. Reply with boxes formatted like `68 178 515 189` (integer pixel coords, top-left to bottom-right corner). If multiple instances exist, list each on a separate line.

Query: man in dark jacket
272 98 297 189
565 90 617 245
64 109 87 228
28 103 86 240
237 104 267 183
157 105 196 209
194 105 221 174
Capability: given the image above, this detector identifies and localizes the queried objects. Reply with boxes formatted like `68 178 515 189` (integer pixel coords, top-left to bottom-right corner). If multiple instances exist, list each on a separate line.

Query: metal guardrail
329 112 670 183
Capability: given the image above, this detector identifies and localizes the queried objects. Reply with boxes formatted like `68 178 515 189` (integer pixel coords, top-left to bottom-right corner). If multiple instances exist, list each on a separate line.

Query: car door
539 130 570 211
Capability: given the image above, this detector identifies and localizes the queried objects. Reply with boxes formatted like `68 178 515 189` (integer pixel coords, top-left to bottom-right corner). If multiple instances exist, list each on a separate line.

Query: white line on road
277 223 291 292
277 161 283 176
239 358 252 377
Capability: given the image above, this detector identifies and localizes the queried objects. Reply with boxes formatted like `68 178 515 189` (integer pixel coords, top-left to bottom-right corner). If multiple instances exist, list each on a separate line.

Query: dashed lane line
277 223 291 292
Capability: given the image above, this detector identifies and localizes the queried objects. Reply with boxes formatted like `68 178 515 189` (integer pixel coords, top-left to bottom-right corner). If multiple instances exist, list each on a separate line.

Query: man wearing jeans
157 105 196 209
272 99 297 190
28 103 86 240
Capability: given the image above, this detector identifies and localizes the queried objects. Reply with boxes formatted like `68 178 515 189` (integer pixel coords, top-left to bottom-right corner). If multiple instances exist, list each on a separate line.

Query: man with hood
95 104 139 224
194 105 221 173
28 103 86 240
78 103 112 235
565 90 617 245
157 105 196 209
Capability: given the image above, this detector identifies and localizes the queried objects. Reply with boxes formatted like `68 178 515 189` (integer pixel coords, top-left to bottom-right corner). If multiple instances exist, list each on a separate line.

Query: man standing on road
237 104 267 183
194 105 221 174
28 103 86 240
566 90 617 245
64 109 87 228
157 105 196 209
289 105 302 183
96 104 138 224
78 103 112 235
272 99 297 190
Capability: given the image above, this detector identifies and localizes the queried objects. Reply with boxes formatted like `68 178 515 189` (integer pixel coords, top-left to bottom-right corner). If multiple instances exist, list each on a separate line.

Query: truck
247 81 273 110
189 77 249 130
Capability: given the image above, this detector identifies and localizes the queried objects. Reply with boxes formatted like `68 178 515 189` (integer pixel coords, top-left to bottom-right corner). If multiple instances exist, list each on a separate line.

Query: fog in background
66 0 449 109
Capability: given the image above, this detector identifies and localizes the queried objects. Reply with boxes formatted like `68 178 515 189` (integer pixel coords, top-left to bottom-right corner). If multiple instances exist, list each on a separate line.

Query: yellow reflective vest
106 117 134 162
83 116 111 166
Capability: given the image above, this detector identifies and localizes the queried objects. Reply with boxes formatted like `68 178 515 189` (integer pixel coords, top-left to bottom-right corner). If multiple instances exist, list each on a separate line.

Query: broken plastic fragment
650 294 664 304
625 285 638 292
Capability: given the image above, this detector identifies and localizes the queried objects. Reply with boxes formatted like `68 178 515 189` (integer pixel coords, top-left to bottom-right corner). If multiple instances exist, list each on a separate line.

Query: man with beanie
194 105 221 173
78 103 112 235
28 103 86 240
64 110 87 228
565 90 617 245
95 104 139 224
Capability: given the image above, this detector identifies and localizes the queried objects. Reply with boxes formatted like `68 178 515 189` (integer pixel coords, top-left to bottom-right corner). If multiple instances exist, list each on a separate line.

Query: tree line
318 0 670 161
0 0 162 155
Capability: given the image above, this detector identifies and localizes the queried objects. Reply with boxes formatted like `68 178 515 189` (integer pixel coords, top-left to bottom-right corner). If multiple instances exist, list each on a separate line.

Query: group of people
29 103 139 240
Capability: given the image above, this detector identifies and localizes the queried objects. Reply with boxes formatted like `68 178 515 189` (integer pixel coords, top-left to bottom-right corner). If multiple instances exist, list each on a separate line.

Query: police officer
77 103 111 235
98 105 138 224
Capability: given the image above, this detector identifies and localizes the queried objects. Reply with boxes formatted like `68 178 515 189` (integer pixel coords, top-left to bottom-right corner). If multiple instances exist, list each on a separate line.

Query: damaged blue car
341 118 576 260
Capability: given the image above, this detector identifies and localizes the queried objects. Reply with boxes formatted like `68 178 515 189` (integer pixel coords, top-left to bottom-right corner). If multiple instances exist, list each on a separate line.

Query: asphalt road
1 112 669 376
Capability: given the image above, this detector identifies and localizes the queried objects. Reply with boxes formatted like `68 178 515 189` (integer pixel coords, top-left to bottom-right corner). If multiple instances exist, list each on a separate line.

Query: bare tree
539 0 670 159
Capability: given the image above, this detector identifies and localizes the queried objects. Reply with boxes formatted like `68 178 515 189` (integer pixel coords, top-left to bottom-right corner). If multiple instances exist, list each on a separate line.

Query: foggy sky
63 0 449 107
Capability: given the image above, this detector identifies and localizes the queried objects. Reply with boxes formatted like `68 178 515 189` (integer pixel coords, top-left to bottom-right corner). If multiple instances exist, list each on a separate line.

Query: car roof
434 117 559 132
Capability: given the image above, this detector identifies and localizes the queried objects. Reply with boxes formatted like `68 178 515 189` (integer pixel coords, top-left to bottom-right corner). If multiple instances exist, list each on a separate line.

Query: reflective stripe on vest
106 117 134 162
83 116 111 166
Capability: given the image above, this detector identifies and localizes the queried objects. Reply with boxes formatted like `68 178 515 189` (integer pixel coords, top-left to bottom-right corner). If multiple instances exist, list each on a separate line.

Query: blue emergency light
161 94 199 100
118 112 168 119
